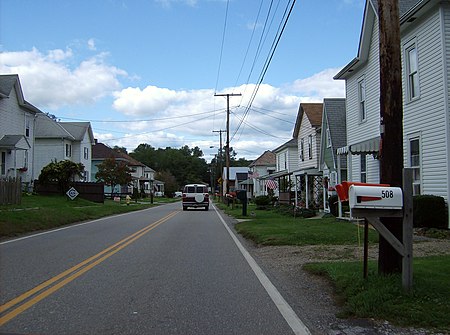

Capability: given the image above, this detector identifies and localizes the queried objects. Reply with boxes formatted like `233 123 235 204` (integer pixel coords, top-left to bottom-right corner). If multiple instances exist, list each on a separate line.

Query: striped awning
349 136 380 154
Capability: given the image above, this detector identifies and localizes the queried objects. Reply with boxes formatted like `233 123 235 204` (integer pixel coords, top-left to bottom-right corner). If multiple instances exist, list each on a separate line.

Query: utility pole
214 93 241 196
213 129 226 196
378 0 404 274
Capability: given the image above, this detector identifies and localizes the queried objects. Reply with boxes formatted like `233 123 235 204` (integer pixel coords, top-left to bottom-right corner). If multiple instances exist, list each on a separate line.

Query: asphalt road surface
0 202 310 335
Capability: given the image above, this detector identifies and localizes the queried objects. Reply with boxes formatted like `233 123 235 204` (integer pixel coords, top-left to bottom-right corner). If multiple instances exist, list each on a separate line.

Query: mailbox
349 185 403 210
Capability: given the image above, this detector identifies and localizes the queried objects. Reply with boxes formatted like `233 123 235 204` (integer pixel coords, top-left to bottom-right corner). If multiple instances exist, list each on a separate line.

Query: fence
0 177 22 205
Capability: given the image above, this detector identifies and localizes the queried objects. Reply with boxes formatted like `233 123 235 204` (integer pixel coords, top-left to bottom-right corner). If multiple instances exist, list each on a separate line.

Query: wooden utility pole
213 129 226 195
378 0 404 274
214 93 241 196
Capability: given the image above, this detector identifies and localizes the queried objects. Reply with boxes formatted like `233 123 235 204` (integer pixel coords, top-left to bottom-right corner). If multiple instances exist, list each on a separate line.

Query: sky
0 0 365 162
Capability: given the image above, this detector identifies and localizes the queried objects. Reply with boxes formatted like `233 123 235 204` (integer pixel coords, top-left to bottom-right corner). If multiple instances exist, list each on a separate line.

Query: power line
214 0 230 94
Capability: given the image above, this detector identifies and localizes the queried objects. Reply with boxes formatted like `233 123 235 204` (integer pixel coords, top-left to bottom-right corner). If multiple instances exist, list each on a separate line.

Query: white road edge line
213 204 311 335
0 207 156 246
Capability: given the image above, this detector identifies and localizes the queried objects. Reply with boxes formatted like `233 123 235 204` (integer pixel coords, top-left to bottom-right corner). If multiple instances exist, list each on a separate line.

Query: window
25 118 30 137
1 152 5 175
65 144 72 157
308 135 313 160
326 128 331 148
360 154 367 183
409 138 421 195
84 147 89 160
284 152 287 169
406 43 420 100
300 139 304 161
358 78 366 122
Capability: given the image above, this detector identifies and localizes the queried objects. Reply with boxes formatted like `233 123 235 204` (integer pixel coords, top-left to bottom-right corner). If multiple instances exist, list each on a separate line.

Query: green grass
218 201 449 331
0 194 157 238
304 256 450 332
218 203 379 246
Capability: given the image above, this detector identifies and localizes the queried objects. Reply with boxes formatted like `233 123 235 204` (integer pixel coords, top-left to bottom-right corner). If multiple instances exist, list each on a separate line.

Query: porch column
294 175 298 207
305 173 309 209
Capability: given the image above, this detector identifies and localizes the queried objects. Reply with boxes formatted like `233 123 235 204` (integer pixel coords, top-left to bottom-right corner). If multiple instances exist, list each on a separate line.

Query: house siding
346 19 381 182
402 5 448 200
34 138 66 176
0 86 35 182
297 113 320 170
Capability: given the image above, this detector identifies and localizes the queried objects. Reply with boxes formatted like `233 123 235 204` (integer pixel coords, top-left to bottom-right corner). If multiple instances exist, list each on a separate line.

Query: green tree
38 159 85 194
155 170 178 197
95 157 132 197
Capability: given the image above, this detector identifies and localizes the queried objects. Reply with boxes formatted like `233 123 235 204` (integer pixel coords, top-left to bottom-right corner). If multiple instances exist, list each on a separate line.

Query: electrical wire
214 0 230 94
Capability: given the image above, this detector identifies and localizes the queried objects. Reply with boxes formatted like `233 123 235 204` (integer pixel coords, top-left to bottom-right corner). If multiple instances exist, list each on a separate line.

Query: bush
254 195 271 210
294 207 316 218
413 195 447 229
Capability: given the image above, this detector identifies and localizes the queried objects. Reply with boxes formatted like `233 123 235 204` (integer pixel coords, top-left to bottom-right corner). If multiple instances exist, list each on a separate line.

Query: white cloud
87 38 96 51
0 48 127 109
290 67 345 99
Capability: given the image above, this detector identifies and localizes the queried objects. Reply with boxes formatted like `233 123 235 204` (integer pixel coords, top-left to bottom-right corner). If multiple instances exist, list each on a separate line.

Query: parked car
182 184 209 211
174 191 182 197
154 191 163 197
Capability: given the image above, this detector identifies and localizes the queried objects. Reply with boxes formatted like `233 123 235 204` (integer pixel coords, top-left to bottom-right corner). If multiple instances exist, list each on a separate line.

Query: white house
0 74 41 189
34 114 94 181
292 103 323 209
334 0 450 226
247 150 276 198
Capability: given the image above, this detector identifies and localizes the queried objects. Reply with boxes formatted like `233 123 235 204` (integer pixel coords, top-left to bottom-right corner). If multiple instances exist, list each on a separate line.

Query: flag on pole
266 178 278 190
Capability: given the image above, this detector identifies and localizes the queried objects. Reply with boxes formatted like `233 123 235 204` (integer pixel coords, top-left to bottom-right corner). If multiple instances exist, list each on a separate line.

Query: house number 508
381 190 394 198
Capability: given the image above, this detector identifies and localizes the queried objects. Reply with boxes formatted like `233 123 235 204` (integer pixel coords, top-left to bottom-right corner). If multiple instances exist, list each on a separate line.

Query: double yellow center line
0 210 179 326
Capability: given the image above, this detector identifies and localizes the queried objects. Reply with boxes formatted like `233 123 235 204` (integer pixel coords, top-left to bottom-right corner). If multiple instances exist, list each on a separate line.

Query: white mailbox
349 185 403 210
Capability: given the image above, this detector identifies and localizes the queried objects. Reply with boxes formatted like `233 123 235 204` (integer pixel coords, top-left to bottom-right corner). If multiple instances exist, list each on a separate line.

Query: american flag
266 178 278 190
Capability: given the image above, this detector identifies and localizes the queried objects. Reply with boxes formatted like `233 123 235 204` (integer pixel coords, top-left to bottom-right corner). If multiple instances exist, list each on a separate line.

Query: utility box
349 185 403 210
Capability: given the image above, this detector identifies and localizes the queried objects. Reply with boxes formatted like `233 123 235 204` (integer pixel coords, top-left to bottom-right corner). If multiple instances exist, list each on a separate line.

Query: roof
272 138 297 153
92 142 146 167
322 98 347 169
0 74 42 114
335 0 427 79
223 166 249 180
0 135 31 150
60 122 94 143
249 150 275 167
35 114 75 140
293 103 323 138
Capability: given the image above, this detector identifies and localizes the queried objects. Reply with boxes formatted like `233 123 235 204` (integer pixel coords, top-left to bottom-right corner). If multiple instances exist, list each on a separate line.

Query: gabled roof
61 122 95 143
273 138 297 153
320 98 347 169
0 135 31 150
293 103 323 138
0 74 42 114
334 0 428 80
92 142 145 167
35 113 75 140
249 150 275 167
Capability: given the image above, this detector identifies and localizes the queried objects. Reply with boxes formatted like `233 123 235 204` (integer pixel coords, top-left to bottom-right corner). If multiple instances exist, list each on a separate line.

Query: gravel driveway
225 214 450 335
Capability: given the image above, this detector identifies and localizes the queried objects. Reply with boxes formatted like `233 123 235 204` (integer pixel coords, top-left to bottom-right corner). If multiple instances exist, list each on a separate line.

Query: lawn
217 201 450 332
0 194 177 238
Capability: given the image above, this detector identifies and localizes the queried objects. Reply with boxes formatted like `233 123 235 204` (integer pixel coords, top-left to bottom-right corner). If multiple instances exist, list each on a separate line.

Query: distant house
34 114 94 181
222 166 249 196
292 103 323 209
247 150 276 198
92 141 162 196
334 0 450 226
0 74 40 189
318 98 347 212
265 138 298 204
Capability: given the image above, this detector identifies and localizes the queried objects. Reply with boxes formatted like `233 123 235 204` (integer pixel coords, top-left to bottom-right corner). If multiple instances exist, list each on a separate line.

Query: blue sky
1 0 365 161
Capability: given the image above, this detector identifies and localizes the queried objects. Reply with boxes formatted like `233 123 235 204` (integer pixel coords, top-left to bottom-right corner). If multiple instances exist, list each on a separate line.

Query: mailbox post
236 190 248 216
336 169 414 291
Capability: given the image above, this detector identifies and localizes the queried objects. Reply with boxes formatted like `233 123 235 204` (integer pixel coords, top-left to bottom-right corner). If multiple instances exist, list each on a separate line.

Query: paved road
0 202 310 334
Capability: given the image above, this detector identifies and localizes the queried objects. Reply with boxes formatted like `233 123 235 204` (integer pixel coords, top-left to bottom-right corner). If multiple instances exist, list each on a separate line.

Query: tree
155 170 178 197
95 157 132 197
38 159 85 194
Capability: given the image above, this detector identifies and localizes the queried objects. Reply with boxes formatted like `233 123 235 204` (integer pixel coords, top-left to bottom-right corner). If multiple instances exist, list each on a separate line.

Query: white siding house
34 114 94 181
248 150 276 198
292 103 323 208
0 74 40 188
335 0 450 226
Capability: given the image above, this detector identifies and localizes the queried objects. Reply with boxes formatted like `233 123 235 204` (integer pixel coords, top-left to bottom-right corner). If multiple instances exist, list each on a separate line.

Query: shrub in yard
254 195 271 210
294 207 316 218
413 195 447 229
